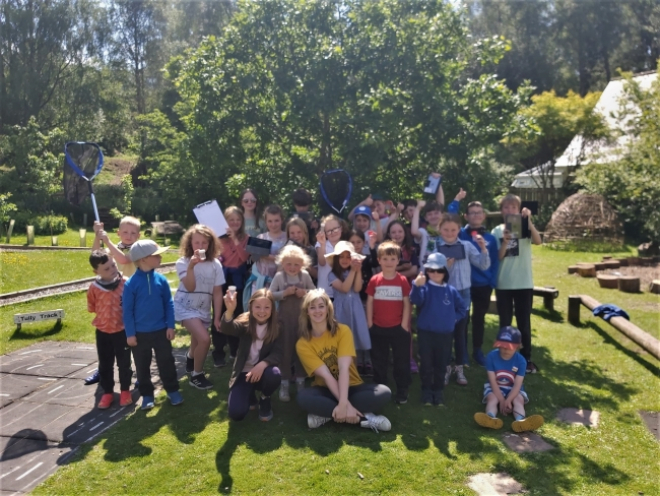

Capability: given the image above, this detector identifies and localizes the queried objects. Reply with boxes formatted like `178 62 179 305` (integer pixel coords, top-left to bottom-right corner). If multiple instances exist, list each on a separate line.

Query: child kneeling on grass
474 326 544 432
124 240 183 410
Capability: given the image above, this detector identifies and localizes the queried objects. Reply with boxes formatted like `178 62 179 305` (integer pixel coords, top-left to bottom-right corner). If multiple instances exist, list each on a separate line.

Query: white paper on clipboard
193 200 229 238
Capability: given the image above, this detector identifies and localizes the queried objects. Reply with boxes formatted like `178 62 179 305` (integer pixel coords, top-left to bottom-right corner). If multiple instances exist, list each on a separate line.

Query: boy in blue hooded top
410 253 467 406
123 240 182 410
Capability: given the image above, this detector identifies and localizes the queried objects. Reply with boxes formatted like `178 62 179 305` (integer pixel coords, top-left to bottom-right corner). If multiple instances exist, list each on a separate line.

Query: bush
13 213 68 234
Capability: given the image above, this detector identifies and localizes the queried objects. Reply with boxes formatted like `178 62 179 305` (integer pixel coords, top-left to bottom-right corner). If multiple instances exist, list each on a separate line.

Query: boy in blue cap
474 326 544 432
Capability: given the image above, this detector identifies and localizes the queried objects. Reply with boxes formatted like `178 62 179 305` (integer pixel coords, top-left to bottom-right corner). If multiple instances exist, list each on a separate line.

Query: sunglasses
242 198 257 204
426 268 443 274
325 227 341 236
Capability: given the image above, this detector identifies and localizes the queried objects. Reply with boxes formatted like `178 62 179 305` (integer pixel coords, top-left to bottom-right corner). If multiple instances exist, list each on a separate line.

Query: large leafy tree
153 0 531 213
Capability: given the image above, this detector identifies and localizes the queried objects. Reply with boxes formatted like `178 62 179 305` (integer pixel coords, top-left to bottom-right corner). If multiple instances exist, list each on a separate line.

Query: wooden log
597 274 619 289
568 265 579 274
627 257 640 266
568 295 582 326
616 258 629 267
618 276 640 293
594 262 606 271
533 286 559 311
577 264 597 277
650 280 660 295
602 255 612 261
640 257 653 266
603 261 620 269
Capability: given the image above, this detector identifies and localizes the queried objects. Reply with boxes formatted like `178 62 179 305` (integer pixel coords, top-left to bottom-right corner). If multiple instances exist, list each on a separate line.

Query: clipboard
193 200 229 238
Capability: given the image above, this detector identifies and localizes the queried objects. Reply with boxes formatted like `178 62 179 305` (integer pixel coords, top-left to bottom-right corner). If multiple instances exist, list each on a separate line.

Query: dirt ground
603 264 660 289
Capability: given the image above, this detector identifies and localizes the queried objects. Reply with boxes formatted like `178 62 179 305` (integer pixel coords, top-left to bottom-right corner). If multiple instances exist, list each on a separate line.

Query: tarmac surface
0 341 187 494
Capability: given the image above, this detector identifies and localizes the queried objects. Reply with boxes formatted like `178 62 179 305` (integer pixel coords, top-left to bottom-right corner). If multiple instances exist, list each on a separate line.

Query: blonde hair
180 224 220 259
234 289 279 344
439 213 462 229
275 244 311 269
298 289 338 340
119 216 141 229
224 206 246 240
286 217 310 246
376 240 401 259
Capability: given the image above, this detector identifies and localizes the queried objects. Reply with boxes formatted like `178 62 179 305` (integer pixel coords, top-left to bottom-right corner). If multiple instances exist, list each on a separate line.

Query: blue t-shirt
486 349 527 390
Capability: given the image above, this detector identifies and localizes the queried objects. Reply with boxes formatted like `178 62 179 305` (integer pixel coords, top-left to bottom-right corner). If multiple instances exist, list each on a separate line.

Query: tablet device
436 243 466 260
423 174 442 195
246 237 272 257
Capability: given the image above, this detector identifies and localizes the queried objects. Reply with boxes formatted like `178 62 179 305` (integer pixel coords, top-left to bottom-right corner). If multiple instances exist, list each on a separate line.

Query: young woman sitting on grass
295 289 392 432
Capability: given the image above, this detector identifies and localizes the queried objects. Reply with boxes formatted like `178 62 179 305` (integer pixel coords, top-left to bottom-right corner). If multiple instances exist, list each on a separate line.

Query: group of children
86 179 545 433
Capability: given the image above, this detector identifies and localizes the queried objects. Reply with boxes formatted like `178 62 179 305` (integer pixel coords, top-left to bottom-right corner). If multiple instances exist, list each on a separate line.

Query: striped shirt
434 239 490 291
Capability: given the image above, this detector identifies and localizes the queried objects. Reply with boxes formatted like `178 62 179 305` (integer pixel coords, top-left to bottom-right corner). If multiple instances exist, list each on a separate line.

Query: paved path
0 342 187 494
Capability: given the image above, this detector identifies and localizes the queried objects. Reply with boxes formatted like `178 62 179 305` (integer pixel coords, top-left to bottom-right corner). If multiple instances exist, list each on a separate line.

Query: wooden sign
13 309 65 330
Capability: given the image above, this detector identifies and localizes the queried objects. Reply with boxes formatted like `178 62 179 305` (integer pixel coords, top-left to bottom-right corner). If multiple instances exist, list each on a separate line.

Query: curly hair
179 224 220 259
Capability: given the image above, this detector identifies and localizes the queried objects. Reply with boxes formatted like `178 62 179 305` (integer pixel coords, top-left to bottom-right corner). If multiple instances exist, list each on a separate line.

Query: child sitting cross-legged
474 326 544 432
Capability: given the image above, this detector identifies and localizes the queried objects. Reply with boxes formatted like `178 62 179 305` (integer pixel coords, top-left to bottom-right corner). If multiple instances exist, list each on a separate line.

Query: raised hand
414 273 426 287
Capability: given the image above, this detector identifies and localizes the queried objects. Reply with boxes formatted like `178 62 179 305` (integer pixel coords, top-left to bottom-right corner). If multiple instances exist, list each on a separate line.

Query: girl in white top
174 224 225 390
315 214 345 298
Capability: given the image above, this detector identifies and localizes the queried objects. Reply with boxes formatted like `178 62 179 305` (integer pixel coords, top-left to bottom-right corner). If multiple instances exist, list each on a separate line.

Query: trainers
455 365 468 386
97 393 113 409
432 390 444 406
249 392 258 411
213 354 226 368
363 363 373 377
141 396 155 410
168 391 184 406
296 378 306 390
308 414 332 429
258 396 273 421
229 354 236 362
85 370 100 385
189 373 213 390
119 390 133 407
512 414 544 433
472 349 486 367
395 390 408 404
421 391 433 406
360 412 391 433
279 383 290 402
410 359 419 374
186 355 194 373
444 365 452 386
474 412 503 430
526 361 539 374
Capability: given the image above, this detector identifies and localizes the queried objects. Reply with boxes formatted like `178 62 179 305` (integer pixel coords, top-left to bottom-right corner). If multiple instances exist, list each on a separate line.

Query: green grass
1 246 658 495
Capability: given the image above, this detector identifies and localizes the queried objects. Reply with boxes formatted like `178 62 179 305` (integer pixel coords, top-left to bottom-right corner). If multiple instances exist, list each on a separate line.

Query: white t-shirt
174 257 225 321
243 323 267 372
315 239 336 298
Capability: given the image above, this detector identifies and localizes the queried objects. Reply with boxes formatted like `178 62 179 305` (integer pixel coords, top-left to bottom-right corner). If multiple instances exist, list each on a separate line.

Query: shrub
13 213 68 234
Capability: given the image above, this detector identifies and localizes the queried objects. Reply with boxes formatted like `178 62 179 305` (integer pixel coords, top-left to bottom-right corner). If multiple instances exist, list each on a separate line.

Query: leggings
297 383 391 418
227 366 281 421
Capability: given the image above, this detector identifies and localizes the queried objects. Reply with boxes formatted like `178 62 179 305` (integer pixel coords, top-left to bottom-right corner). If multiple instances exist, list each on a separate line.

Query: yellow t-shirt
296 323 363 388
118 246 136 278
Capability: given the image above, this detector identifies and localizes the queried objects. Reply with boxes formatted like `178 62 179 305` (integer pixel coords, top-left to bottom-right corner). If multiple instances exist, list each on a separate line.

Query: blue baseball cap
494 326 522 350
354 205 372 218
424 252 447 270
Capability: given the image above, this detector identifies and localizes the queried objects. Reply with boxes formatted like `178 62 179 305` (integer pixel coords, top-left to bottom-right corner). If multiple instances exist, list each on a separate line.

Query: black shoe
433 390 444 406
421 391 433 406
213 354 226 368
526 361 539 374
258 396 273 421
363 363 373 377
84 370 100 385
249 392 258 411
395 390 408 404
189 373 213 390
186 356 194 373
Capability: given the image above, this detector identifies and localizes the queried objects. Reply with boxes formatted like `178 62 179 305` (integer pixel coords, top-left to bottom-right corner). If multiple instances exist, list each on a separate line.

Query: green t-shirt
491 224 533 290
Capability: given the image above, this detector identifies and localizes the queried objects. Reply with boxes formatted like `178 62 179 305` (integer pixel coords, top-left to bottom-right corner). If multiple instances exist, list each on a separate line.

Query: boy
491 194 543 373
93 216 141 278
123 240 183 409
87 251 132 409
366 241 412 404
458 201 500 366
352 205 383 246
474 326 544 432
349 193 398 232
290 188 319 240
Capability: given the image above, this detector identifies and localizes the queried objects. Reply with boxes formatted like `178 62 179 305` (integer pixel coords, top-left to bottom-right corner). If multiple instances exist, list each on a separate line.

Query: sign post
14 309 65 331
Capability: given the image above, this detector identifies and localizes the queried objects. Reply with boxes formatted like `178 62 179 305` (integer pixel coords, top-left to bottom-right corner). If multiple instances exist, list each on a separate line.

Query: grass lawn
1 246 658 495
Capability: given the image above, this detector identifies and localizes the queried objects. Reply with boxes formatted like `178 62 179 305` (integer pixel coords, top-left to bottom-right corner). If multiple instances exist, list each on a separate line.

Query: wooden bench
488 286 560 314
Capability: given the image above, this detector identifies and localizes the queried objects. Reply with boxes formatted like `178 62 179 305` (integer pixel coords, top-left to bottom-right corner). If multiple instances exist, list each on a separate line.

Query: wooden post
6 219 15 243
27 225 35 245
79 228 87 247
568 296 582 326
543 294 554 311
155 214 160 222
51 236 58 246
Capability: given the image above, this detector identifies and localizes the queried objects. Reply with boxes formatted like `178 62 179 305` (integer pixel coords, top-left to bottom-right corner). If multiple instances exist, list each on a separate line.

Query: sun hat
324 240 366 264
493 326 522 351
423 252 448 270
354 205 372 218
129 240 169 262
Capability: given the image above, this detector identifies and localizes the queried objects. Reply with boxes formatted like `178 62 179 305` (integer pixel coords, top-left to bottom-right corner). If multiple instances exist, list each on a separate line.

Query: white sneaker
360 413 391 433
308 414 332 429
455 365 468 386
279 383 290 402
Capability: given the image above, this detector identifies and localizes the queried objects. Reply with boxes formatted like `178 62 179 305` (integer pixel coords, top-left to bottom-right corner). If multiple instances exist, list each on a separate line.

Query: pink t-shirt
242 323 267 372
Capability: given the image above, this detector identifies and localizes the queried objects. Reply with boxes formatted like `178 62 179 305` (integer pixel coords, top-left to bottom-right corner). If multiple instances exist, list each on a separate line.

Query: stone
639 411 659 441
502 432 554 453
467 472 525 496
557 408 600 427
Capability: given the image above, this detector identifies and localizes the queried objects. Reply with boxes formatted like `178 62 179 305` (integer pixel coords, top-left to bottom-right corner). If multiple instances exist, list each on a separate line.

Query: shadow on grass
532 306 564 323
10 321 63 340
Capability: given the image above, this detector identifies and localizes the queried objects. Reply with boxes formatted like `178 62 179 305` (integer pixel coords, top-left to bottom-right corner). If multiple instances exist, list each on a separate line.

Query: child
411 195 461 265
349 194 399 232
123 240 182 409
239 189 265 237
269 245 316 402
385 221 419 281
290 187 320 240
174 224 225 390
474 326 544 432
458 201 500 367
326 241 371 362
351 205 383 245
491 194 543 374
87 251 132 409
348 228 378 301
315 214 344 299
410 253 467 406
221 289 282 422
93 216 141 278
286 217 318 280
366 241 412 404
212 206 249 367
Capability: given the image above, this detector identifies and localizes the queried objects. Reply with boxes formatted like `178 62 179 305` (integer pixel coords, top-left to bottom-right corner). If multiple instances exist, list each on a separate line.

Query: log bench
488 286 560 314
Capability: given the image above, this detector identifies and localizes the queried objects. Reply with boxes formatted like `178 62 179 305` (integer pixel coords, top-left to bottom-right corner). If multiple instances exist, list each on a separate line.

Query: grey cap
423 252 448 270
129 240 169 262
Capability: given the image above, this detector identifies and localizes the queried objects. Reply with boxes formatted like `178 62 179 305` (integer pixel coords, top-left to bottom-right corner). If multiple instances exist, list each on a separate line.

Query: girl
270 245 316 402
174 224 225 390
296 290 392 432
244 205 288 307
326 241 371 362
435 213 490 385
315 214 344 299
385 221 419 282
239 189 265 237
286 217 318 281
221 289 282 422
212 206 249 368
410 253 467 406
